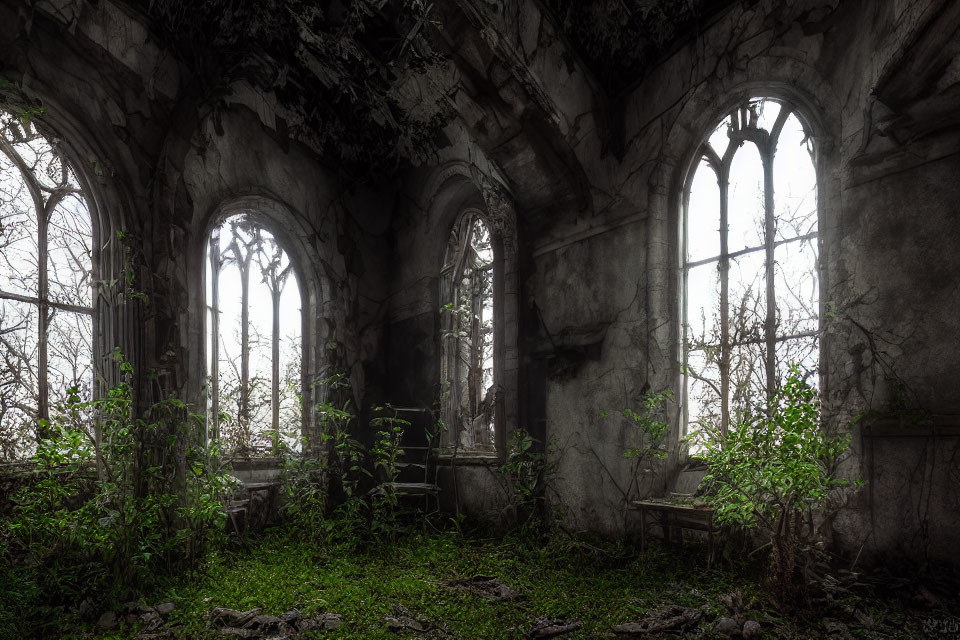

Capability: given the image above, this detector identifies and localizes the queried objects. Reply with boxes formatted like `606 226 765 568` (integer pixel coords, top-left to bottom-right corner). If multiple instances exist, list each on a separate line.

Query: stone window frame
197 196 329 458
678 94 825 447
439 207 499 457
432 177 519 463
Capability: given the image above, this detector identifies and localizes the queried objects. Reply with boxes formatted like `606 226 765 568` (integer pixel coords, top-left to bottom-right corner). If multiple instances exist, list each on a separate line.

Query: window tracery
440 210 497 454
0 112 93 461
205 214 302 456
683 97 820 445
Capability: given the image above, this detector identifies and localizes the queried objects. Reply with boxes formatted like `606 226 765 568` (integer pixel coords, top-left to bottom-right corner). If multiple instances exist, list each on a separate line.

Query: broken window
205 215 302 456
440 211 496 454
0 112 94 462
683 98 819 447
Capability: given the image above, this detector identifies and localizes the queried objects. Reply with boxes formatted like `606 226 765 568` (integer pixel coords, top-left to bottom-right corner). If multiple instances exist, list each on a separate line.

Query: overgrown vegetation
281 374 415 544
602 387 673 508
696 365 858 601
497 428 559 534
0 355 235 606
3 523 954 639
1 360 954 638
147 0 451 176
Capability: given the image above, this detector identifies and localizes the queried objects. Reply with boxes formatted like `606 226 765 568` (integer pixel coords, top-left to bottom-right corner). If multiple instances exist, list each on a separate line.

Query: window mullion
271 263 281 455
763 141 777 405
37 200 50 429
719 159 730 435
208 232 221 443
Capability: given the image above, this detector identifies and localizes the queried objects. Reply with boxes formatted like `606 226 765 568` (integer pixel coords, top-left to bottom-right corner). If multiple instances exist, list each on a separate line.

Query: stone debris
96 610 117 629
823 617 854 639
209 607 263 628
444 575 524 601
139 610 165 631
741 619 762 639
299 612 342 631
384 604 433 634
527 615 583 638
714 616 739 637
385 614 430 633
209 605 341 638
612 604 703 636
96 602 176 637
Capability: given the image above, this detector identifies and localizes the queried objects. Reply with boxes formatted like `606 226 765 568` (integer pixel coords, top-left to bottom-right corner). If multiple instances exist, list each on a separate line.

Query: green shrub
2 358 235 604
696 365 856 600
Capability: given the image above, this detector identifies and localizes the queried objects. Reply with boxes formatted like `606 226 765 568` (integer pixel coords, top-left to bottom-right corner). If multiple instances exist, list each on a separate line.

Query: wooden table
632 500 718 567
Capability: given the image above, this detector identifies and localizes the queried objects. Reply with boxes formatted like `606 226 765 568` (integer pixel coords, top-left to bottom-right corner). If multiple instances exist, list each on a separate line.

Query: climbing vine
148 0 451 175
544 0 714 96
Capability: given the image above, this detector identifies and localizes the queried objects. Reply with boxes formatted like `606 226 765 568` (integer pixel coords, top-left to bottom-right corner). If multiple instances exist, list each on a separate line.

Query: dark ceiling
540 0 738 98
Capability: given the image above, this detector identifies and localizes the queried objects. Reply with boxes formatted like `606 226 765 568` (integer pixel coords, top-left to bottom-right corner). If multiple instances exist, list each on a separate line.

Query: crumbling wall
530 0 960 566
5 0 958 567
388 0 960 567
0 0 395 439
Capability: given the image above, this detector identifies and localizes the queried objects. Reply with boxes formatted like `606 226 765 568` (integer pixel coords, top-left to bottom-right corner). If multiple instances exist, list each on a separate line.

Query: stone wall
2 0 958 568
388 0 960 566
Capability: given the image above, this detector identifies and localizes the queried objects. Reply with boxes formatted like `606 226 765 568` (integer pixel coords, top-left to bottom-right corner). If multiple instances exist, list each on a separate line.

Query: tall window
0 112 93 461
683 97 819 443
440 211 496 454
205 215 302 456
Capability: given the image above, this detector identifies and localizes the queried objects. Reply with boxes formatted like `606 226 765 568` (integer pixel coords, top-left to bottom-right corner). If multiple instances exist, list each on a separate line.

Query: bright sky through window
0 112 93 461
683 98 819 448
205 214 302 456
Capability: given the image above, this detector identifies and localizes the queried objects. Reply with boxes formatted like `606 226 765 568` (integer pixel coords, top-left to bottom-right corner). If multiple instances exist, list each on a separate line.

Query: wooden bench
632 499 718 567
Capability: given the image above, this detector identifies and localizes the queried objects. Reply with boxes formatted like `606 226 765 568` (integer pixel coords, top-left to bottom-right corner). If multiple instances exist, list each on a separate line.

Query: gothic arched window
205 214 302 456
683 97 820 444
440 210 497 454
0 112 93 461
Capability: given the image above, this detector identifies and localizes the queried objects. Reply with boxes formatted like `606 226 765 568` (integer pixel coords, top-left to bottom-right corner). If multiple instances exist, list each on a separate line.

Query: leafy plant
603 388 673 505
498 429 559 534
368 406 412 540
279 453 327 534
2 355 235 604
281 372 370 542
695 365 857 600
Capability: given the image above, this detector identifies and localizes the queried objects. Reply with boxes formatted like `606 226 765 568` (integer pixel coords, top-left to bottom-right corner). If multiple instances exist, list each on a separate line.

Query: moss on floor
1 526 954 639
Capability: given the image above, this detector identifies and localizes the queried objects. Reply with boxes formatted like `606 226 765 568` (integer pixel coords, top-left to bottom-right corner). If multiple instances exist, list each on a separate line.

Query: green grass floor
2 526 955 639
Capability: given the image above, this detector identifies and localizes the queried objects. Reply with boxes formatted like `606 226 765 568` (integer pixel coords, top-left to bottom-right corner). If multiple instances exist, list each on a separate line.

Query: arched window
683 97 819 444
440 210 497 454
205 214 302 456
0 112 94 461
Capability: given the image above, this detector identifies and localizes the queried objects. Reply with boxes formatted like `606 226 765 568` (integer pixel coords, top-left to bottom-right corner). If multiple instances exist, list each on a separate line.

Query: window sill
434 450 500 465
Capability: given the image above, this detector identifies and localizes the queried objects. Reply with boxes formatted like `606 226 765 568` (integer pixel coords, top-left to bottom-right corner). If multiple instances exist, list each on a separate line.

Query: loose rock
300 612 342 631
97 611 117 629
613 605 703 636
140 610 164 631
385 614 429 633
742 619 762 639
209 607 262 628
528 615 583 638
715 616 740 637
444 575 523 601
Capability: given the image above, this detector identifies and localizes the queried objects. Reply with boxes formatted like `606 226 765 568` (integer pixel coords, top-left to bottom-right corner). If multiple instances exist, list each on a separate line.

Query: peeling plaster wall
4 0 959 567
158 102 396 420
526 0 960 565
0 0 395 422
390 0 960 566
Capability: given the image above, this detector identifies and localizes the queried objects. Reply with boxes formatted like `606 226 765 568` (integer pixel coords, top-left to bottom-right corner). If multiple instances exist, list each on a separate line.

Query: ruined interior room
0 0 958 638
